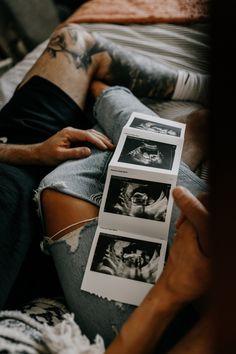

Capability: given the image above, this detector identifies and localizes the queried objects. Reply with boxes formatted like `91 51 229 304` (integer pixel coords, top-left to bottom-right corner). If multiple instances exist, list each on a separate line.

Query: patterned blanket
64 0 210 25
0 298 104 354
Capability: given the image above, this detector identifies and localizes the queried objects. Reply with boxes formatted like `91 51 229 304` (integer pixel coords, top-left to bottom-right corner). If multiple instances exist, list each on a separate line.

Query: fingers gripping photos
82 112 185 305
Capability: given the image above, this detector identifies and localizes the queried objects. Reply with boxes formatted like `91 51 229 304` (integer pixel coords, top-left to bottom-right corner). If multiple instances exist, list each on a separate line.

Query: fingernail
172 186 185 199
83 147 91 154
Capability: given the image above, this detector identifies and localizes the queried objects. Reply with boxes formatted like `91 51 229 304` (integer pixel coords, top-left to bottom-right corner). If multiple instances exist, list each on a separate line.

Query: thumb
175 192 209 229
61 147 91 160
173 186 210 256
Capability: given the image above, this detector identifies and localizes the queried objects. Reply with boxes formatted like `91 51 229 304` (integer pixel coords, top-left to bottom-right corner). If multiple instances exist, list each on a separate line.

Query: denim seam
180 163 208 189
97 151 113 183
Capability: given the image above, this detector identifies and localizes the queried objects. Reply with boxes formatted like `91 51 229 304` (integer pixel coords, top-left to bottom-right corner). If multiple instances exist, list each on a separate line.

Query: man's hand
33 127 114 166
106 186 211 354
158 186 211 305
0 127 114 166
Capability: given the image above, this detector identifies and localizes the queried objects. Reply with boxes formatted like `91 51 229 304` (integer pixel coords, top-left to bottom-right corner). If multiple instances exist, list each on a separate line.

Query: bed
0 0 210 177
0 1 210 351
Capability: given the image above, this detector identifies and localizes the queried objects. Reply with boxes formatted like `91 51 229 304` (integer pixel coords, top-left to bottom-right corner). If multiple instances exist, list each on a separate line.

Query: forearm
105 282 182 354
167 313 214 354
0 143 41 165
0 127 113 166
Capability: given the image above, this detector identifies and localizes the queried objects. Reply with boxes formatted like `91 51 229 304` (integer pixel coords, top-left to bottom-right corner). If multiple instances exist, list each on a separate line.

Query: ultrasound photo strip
81 112 186 305
99 112 185 238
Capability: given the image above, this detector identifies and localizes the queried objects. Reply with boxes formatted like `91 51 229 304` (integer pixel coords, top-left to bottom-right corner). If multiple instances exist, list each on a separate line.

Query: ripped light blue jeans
36 87 208 346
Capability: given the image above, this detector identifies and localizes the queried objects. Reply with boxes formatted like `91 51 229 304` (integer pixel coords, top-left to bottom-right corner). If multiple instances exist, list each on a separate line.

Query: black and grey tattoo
93 33 178 99
46 25 178 99
46 26 99 70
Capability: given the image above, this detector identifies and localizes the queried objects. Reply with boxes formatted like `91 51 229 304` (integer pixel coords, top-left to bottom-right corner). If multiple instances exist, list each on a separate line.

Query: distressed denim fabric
36 86 207 345
35 87 157 217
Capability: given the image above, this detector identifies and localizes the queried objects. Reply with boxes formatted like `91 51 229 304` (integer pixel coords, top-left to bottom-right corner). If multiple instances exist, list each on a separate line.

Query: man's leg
18 24 100 109
0 164 37 309
92 34 209 105
0 24 105 308
20 23 208 108
0 163 62 309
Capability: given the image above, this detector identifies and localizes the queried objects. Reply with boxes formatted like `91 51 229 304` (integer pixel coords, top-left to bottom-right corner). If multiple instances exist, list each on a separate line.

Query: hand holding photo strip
81 112 185 306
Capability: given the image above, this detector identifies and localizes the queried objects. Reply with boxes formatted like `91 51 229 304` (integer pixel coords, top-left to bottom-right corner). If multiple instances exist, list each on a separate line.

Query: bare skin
41 191 99 239
18 25 100 109
0 127 114 166
19 24 178 108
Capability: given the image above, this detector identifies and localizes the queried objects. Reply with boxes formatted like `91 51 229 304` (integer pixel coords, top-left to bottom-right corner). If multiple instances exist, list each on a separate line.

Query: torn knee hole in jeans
33 181 68 216
43 217 97 253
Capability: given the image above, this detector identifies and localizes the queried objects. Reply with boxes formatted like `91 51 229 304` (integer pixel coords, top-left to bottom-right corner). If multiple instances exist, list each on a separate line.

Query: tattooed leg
18 24 208 107
92 34 209 104
93 34 178 99
18 24 101 109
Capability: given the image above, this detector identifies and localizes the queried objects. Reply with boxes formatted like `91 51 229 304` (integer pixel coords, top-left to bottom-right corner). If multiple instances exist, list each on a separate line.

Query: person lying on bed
0 23 209 343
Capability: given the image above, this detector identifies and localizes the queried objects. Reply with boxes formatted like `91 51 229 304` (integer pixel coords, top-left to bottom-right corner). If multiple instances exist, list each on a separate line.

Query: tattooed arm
46 25 96 70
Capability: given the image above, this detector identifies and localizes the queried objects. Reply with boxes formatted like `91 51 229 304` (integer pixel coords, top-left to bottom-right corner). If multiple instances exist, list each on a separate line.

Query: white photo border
81 227 167 306
99 167 177 239
123 111 186 139
110 131 183 175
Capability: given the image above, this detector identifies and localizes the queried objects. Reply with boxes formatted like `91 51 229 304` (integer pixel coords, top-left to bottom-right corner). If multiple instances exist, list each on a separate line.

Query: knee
40 188 61 212
36 170 68 211
48 23 95 54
